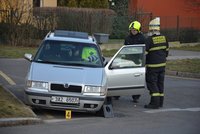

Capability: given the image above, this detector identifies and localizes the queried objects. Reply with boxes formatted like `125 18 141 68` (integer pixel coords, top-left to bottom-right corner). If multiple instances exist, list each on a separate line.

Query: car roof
45 30 97 44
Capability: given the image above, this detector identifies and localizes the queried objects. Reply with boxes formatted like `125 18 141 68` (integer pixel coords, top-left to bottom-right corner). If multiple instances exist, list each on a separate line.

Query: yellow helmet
149 17 160 31
129 21 141 31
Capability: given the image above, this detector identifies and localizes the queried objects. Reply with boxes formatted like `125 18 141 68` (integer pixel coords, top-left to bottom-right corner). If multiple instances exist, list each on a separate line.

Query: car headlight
84 86 106 96
27 80 49 90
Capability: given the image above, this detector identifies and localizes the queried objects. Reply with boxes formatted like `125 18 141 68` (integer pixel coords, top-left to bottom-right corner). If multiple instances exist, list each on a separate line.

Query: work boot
160 96 164 107
144 96 160 109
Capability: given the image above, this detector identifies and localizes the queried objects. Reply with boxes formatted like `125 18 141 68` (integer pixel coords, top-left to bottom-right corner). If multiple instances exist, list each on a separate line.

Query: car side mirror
24 53 33 61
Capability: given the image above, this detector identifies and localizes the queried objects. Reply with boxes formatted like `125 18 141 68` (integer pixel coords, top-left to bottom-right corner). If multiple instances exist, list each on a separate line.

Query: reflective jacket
82 47 98 62
145 34 169 68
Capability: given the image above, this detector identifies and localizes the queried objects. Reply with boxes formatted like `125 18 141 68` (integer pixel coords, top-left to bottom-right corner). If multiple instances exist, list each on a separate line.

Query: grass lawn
0 45 37 58
0 86 35 118
172 44 200 51
166 59 200 73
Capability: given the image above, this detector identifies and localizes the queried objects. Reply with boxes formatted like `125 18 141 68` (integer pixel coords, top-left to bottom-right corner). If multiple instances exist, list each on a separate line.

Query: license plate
51 96 79 104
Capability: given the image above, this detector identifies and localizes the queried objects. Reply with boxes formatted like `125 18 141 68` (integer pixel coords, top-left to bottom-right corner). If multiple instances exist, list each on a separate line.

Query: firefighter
124 20 146 45
114 21 146 102
144 17 169 109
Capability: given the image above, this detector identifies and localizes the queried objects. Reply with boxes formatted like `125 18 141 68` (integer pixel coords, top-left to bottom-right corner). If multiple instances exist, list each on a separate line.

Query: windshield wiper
63 63 93 67
35 60 101 67
35 60 59 64
62 63 101 68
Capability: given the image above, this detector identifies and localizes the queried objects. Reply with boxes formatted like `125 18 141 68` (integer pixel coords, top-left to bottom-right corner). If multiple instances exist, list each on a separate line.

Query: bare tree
0 0 33 46
0 0 32 24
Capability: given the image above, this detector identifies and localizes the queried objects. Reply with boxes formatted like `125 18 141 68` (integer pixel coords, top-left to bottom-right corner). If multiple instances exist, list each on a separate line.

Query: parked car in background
24 30 146 115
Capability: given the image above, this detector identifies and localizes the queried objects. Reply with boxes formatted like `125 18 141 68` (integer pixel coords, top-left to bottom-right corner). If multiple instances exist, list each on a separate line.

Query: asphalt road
0 76 200 134
0 55 200 134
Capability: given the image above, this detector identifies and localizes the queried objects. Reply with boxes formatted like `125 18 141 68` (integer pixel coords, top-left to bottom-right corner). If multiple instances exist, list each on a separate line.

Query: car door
105 44 146 96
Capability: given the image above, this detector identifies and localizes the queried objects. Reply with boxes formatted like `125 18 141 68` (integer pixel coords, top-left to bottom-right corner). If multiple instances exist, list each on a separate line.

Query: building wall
43 0 57 7
129 0 200 30
136 0 200 17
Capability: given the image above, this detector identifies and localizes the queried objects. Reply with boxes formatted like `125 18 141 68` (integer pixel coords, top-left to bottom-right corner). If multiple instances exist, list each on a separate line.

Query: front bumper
24 90 105 112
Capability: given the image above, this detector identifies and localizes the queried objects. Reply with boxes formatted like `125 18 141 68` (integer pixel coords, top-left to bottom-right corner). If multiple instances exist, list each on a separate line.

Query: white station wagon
24 30 145 114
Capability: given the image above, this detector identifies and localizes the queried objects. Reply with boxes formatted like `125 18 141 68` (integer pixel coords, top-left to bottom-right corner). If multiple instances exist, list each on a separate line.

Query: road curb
0 117 43 127
166 70 200 79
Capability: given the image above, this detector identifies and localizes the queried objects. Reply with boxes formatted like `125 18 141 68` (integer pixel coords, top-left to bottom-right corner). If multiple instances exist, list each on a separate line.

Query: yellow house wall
43 0 57 7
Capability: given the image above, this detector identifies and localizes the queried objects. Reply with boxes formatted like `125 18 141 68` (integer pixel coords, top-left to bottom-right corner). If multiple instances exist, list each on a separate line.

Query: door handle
134 74 141 77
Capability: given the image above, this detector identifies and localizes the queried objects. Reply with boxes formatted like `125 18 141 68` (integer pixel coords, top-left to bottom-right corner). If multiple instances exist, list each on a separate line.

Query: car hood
29 62 105 85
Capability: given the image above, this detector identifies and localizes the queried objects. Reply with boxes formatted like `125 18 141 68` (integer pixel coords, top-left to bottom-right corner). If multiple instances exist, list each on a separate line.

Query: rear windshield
34 40 103 67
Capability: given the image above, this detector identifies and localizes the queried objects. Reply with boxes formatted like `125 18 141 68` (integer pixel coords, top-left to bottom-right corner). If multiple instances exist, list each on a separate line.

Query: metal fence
112 15 200 42
160 16 200 42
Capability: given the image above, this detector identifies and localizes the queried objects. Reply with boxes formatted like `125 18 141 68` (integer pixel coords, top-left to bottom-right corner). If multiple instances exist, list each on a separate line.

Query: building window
33 0 43 7
33 0 40 7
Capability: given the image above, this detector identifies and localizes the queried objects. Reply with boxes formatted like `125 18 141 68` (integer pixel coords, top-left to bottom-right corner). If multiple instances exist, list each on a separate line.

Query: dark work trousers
146 67 165 95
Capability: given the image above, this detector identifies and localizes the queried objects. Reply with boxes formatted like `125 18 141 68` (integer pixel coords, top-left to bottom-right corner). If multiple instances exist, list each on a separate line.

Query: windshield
34 40 103 67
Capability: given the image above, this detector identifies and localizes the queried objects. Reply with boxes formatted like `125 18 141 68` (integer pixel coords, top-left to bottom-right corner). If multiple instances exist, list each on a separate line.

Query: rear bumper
24 90 105 112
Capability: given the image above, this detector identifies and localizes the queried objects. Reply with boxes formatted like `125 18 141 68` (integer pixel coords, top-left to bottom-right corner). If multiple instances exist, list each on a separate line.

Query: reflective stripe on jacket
145 34 169 68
